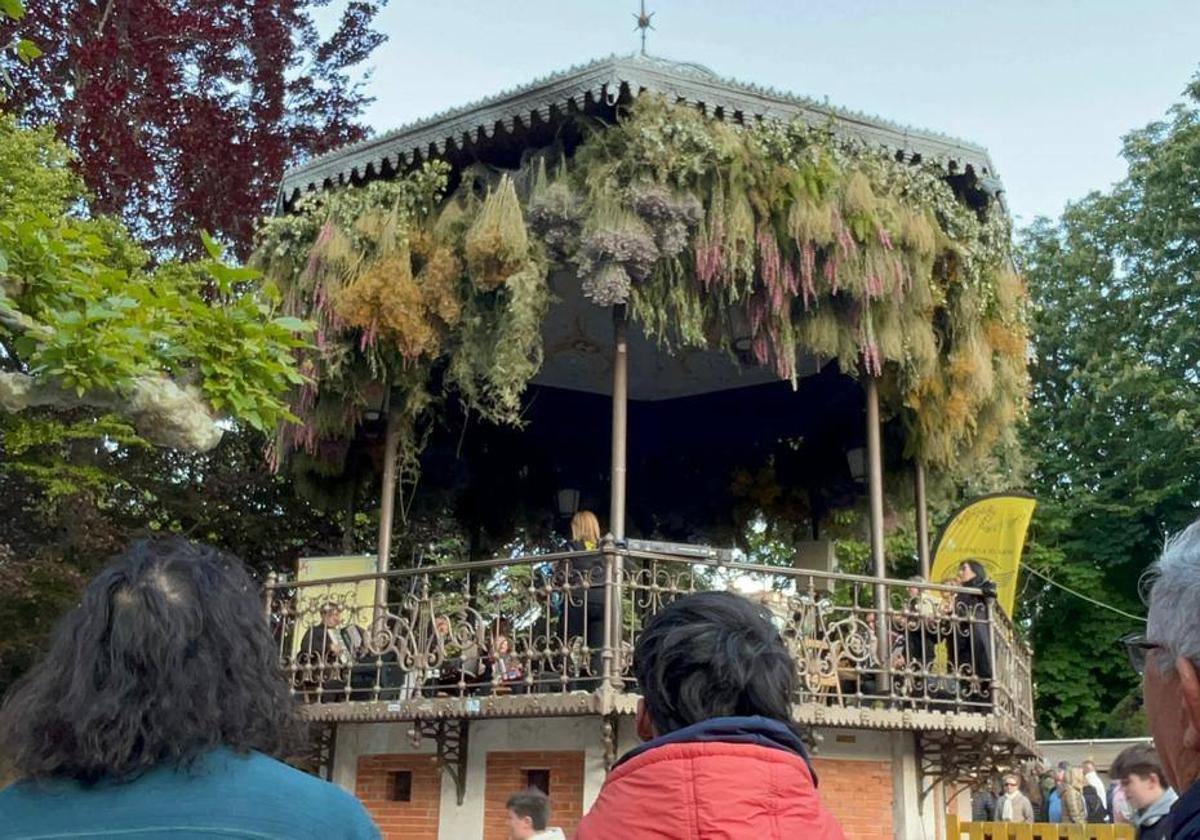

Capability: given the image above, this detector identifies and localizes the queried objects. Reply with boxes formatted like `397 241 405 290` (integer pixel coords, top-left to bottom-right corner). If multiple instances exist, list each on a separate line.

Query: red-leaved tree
1 0 387 258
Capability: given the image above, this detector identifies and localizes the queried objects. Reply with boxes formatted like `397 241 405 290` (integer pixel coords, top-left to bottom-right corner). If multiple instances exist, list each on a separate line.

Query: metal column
375 405 402 616
606 307 629 689
609 307 628 541
865 375 889 689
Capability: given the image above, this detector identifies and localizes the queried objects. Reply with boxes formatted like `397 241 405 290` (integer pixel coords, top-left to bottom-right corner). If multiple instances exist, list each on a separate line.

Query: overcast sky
331 0 1199 226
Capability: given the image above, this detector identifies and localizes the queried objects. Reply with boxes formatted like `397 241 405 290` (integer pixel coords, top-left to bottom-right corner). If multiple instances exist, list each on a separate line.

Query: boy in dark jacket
1110 744 1176 840
574 591 843 839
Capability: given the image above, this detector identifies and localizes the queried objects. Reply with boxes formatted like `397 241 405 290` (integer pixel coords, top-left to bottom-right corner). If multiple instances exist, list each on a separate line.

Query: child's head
633 591 795 739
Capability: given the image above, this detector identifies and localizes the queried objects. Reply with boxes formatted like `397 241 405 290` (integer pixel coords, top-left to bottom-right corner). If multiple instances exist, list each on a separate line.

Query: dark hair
961 560 989 584
633 591 794 736
1110 743 1165 787
0 537 299 784
506 788 549 830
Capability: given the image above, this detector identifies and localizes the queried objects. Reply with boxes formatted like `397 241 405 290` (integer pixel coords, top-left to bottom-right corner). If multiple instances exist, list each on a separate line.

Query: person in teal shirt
0 537 380 839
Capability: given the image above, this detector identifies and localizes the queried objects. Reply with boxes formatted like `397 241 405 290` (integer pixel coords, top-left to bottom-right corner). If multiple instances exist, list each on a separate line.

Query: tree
0 80 327 691
1018 73 1200 737
1 0 387 257
0 425 359 693
0 115 309 451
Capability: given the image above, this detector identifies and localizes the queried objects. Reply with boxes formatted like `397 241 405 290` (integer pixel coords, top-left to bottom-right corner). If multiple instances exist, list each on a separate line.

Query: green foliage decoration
255 95 1028 502
570 97 1028 476
253 162 549 510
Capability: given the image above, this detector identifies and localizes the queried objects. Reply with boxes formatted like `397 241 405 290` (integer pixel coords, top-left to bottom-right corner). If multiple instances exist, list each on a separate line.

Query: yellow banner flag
290 555 378 656
930 493 1037 616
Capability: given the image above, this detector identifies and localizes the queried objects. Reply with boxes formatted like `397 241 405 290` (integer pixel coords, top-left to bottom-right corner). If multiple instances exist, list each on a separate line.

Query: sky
330 0 1199 226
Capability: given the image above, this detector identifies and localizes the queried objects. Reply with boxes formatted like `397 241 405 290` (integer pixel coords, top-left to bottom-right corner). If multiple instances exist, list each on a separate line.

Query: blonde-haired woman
571 510 601 550
1061 767 1088 826
563 510 606 690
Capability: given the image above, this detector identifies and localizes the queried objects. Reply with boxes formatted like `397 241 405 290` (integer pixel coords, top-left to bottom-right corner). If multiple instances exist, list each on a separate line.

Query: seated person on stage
297 602 369 699
489 633 526 694
575 591 844 839
424 614 485 695
889 576 952 699
840 609 881 697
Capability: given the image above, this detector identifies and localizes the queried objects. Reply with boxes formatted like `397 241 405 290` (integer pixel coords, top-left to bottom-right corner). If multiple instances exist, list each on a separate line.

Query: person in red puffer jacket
574 591 844 840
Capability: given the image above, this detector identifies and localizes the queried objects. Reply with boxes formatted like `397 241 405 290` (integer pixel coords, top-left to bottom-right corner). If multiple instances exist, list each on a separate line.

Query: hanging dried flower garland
252 95 1028 506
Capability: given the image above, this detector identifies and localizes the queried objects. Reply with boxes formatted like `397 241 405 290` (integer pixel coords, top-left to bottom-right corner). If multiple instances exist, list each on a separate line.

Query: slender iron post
865 375 889 690
601 536 617 689
915 460 930 579
610 307 628 541
375 405 402 618
608 307 629 686
986 599 997 711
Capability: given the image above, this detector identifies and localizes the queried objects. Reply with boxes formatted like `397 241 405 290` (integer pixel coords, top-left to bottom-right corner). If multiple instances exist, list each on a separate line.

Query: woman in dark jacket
561 510 608 689
952 560 996 705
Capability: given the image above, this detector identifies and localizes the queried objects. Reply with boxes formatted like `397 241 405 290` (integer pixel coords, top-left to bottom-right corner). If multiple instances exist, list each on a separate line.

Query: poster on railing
290 555 378 656
930 492 1037 617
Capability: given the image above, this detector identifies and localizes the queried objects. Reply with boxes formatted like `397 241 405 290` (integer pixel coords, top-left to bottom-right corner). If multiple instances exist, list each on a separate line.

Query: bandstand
258 52 1036 839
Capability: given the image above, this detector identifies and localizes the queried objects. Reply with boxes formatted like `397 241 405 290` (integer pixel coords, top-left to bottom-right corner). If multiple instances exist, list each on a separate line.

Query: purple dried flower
578 226 659 283
528 183 583 262
582 262 633 306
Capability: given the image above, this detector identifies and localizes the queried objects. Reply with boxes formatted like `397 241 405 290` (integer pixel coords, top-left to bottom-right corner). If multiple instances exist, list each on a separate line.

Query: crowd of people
296 601 532 699
295 507 1004 713
292 510 607 700
1 516 1199 839
968 741 1181 838
853 563 998 704
972 758 1135 826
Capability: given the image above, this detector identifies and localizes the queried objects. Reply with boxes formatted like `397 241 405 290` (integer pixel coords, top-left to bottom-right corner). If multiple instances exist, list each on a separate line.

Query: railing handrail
266 541 1035 743
265 544 991 598
263 547 595 590
618 547 987 595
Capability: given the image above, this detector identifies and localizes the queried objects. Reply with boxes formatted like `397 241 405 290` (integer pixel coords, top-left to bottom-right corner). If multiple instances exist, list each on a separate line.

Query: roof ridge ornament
634 1 655 56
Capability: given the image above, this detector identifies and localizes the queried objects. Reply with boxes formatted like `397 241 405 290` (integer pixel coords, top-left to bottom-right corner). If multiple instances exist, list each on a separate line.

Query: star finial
633 1 655 56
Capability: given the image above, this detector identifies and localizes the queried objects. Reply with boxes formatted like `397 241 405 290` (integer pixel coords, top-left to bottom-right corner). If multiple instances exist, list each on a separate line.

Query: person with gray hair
1132 517 1200 839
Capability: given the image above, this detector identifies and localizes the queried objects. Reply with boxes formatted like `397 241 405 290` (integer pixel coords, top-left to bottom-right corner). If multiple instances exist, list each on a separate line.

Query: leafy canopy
1019 73 1200 738
0 114 310 450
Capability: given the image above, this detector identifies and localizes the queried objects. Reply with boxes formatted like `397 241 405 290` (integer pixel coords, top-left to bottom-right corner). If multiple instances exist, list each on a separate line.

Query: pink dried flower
752 333 771 365
862 343 882 376
799 243 817 308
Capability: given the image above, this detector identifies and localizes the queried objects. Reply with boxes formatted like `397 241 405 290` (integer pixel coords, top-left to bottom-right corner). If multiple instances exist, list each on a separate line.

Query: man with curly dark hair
0 537 379 839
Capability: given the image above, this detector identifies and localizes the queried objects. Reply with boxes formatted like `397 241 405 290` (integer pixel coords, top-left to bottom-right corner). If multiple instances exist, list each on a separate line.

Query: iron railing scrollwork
263 544 1034 735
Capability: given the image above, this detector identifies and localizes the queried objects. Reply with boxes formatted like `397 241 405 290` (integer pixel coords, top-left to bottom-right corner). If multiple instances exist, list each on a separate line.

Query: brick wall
812 757 894 840
483 751 585 840
355 754 441 840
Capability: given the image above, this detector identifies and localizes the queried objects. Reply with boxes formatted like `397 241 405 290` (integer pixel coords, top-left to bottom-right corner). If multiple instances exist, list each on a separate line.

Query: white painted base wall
331 718 941 839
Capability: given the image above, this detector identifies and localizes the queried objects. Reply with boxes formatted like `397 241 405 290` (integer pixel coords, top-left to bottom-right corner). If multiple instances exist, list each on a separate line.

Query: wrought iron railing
264 542 1034 734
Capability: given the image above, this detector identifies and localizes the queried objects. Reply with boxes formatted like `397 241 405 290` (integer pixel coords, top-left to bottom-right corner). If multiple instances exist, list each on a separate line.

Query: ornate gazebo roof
257 45 1029 531
279 53 1001 206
